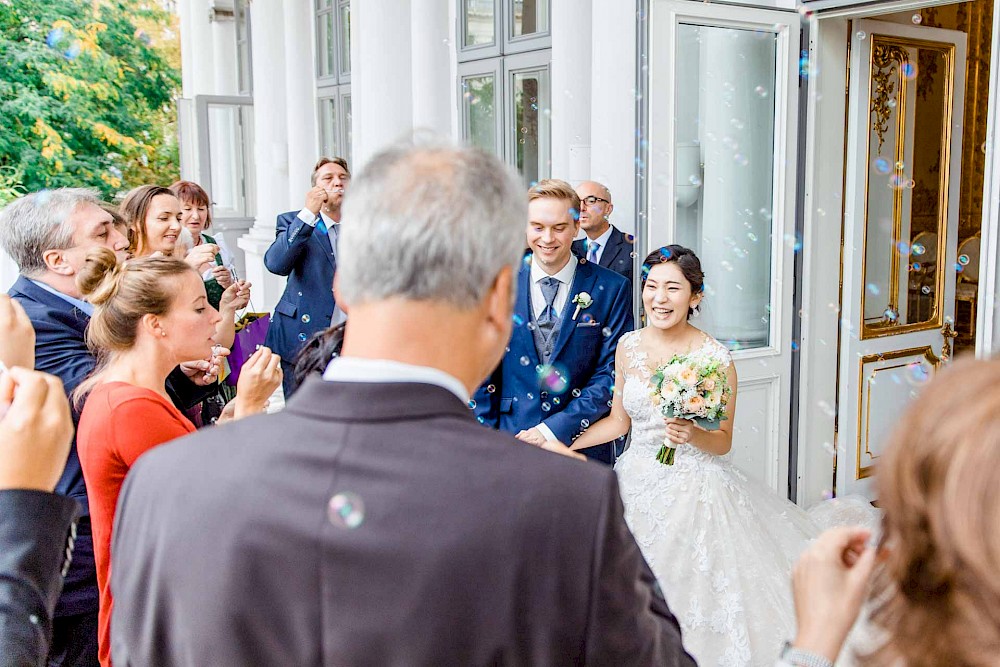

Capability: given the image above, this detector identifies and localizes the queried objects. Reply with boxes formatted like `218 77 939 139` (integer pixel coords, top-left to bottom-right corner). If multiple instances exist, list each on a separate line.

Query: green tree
0 0 181 197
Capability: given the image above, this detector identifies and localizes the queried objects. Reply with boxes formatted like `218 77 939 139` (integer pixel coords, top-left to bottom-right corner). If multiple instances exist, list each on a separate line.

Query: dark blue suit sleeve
472 366 501 428
264 212 317 277
0 490 80 667
29 318 94 400
542 278 634 443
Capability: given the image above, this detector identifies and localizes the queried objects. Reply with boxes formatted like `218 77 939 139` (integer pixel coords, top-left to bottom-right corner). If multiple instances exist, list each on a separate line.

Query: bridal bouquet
649 349 731 465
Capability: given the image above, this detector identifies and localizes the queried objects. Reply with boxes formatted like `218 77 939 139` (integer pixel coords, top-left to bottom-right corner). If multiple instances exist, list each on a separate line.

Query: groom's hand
515 428 546 446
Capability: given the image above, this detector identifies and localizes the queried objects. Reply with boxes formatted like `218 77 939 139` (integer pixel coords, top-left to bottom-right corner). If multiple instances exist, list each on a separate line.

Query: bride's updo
641 245 705 318
76 246 194 357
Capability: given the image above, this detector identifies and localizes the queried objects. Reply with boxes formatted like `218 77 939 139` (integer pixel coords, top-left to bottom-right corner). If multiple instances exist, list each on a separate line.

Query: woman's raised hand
233 346 283 419
0 295 34 371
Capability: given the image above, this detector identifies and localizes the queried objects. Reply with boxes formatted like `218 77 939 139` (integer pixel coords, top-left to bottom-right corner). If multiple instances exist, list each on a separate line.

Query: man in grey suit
110 143 696 666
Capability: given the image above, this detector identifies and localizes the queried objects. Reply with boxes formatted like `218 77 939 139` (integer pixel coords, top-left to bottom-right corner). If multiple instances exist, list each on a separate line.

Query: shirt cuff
534 422 557 442
297 209 319 227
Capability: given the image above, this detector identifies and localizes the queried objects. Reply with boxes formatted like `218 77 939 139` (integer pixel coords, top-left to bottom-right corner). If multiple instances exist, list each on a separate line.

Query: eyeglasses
581 196 609 207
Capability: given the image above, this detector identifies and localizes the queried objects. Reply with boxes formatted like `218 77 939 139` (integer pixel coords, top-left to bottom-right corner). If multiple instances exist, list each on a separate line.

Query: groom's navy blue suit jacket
474 257 633 461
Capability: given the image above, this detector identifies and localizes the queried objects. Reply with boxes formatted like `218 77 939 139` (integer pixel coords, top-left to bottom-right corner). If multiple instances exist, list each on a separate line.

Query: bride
566 245 875 666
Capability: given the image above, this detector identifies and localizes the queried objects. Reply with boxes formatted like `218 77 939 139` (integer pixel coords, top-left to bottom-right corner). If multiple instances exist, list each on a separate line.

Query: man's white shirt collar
322 356 469 404
530 254 577 286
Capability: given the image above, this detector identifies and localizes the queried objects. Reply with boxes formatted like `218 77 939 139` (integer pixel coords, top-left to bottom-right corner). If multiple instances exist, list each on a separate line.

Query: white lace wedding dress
614 330 877 667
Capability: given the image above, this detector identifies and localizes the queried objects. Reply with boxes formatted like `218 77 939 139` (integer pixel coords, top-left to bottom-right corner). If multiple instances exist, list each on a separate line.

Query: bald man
571 181 634 289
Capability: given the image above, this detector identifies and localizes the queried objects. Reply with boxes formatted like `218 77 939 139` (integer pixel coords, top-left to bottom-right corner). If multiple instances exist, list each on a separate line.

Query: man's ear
606 202 614 219
41 248 74 276
486 264 515 328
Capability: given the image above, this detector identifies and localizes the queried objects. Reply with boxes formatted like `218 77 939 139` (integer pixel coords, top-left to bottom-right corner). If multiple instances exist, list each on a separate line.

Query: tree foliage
0 0 181 198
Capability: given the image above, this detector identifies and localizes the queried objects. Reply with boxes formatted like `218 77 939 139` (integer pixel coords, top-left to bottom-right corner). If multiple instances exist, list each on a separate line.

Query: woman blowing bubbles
72 248 281 667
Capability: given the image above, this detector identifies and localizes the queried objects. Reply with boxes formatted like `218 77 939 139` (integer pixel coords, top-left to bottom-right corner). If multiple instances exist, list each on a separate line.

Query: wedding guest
119 185 217 273
264 157 350 398
790 357 1000 667
0 363 78 667
473 179 634 464
168 180 235 310
0 188 219 667
109 143 694 666
72 247 281 667
571 180 634 286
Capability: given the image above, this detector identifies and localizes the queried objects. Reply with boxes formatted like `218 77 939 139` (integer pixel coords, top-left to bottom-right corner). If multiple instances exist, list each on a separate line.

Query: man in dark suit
0 362 79 667
474 179 633 465
110 144 695 666
264 157 350 398
0 189 218 667
571 180 635 288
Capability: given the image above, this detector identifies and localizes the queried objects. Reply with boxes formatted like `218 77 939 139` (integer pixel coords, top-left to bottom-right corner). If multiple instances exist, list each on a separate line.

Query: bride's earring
692 305 701 319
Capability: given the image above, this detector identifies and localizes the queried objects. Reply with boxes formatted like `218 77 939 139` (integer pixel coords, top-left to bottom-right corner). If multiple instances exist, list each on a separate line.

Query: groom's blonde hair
528 179 581 217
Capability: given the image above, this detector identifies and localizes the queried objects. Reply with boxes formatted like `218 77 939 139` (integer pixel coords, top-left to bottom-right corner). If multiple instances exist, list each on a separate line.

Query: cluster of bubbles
46 27 82 60
537 364 570 395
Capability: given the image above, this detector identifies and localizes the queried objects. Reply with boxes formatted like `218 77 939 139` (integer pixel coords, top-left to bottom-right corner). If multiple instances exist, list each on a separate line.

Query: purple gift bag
224 312 271 387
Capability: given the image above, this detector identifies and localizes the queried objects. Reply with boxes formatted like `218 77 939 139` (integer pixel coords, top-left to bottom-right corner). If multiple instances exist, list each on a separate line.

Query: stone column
351 0 413 169
551 0 592 184
410 0 452 136
185 0 217 96
238 0 290 312
284 0 319 200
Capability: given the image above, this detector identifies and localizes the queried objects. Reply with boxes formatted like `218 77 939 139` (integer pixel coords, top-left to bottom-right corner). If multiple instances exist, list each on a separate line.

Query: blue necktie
587 241 600 264
316 217 328 234
538 277 560 326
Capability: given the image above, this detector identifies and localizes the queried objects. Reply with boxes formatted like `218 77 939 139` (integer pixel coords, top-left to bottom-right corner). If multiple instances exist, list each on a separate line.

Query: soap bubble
328 492 365 529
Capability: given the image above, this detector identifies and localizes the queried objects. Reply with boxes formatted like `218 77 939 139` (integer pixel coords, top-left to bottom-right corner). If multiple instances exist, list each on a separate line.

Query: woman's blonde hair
72 246 195 405
864 356 1000 667
119 185 175 257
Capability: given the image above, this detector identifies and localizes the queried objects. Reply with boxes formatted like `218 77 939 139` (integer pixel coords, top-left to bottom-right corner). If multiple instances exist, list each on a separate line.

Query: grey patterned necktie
587 241 600 263
537 276 560 338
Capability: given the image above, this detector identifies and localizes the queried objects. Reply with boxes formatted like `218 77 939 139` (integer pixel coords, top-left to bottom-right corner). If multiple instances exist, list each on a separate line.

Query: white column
238 0 290 312
410 0 452 136
210 10 239 95
186 0 217 96
550 0 592 185
177 0 196 97
351 0 414 169
589 1 636 234
284 0 319 200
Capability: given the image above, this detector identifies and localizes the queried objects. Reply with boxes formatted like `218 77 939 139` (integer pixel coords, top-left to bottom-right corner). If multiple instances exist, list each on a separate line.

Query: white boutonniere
571 292 593 321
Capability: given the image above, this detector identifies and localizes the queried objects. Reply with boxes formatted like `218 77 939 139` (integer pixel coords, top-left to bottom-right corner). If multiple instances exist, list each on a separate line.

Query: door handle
941 320 957 362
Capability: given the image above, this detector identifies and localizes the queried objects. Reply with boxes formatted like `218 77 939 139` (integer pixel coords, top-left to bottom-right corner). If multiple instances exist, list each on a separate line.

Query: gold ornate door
838 19 966 499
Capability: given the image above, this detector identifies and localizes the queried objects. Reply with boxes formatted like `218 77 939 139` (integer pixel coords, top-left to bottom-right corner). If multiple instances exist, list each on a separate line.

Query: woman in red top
74 247 282 667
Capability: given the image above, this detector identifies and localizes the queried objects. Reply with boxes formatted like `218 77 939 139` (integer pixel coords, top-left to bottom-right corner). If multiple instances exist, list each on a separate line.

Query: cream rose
677 366 698 386
683 394 705 415
702 377 717 392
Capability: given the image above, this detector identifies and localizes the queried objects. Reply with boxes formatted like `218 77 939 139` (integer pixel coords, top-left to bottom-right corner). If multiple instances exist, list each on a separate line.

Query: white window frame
458 58 503 155
503 50 551 186
315 0 352 162
235 0 252 96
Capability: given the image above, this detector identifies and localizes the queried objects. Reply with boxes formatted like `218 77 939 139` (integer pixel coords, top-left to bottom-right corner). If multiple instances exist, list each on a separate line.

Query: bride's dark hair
641 245 705 318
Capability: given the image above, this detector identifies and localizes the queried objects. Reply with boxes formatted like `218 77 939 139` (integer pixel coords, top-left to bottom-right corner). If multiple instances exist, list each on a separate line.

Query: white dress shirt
322 356 470 404
296 209 340 232
529 255 577 321
584 225 614 265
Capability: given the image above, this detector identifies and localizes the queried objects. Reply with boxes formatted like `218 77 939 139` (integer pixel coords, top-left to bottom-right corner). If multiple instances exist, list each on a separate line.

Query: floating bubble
911 262 921 271
552 397 561 405
46 28 64 48
874 158 892 175
477 416 485 424
298 332 307 341
906 362 930 386
817 400 836 417
688 174 702 186
921 285 931 295
571 388 582 398
888 98 897 109
955 263 964 273
958 254 970 266
601 327 612 337
512 313 524 326
754 85 768 98
527 322 537 331
537 364 570 395
866 283 881 296
541 401 551 411
901 62 917 79
856 31 867 40
820 441 837 455
884 308 898 321
519 356 531 366
526 392 534 400
468 399 477 409
911 243 926 256
486 384 496 394
896 241 910 254
912 13 922 23
747 232 758 242
301 314 311 324
720 260 734 272
581 419 590 428
328 492 365 529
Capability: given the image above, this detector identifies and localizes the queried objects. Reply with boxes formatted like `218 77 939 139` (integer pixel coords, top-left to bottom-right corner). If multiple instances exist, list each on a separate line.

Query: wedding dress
614 329 878 667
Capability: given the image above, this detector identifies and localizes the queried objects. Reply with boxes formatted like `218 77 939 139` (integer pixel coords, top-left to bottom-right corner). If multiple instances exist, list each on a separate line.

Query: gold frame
860 35 956 340
856 345 942 479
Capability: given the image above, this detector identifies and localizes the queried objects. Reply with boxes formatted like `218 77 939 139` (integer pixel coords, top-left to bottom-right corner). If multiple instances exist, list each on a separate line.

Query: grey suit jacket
110 377 695 666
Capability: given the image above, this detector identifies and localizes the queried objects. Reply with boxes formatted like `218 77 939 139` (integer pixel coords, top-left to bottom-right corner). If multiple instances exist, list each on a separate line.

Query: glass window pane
325 13 336 77
319 97 339 158
512 68 549 188
512 0 548 38
464 0 495 47
342 94 352 166
207 104 245 216
673 24 777 350
862 40 952 334
340 2 351 75
315 0 333 9
463 74 496 153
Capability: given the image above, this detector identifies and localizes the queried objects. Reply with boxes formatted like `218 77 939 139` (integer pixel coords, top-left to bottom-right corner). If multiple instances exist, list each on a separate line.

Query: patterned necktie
538 277 560 327
587 241 600 264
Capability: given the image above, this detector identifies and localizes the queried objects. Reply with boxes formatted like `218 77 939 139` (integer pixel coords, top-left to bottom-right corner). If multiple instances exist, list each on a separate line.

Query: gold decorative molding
870 44 909 154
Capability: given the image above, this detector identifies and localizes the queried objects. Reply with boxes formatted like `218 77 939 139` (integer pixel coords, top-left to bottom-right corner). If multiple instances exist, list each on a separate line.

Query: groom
474 179 633 464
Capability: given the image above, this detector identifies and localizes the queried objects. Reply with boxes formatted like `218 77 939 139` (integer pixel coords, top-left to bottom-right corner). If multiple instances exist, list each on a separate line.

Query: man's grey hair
338 142 527 308
0 188 103 277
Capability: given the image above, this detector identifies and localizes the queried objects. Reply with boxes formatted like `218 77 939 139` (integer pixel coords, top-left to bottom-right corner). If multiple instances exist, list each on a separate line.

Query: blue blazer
571 226 635 289
474 257 634 453
8 275 210 616
263 210 337 362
